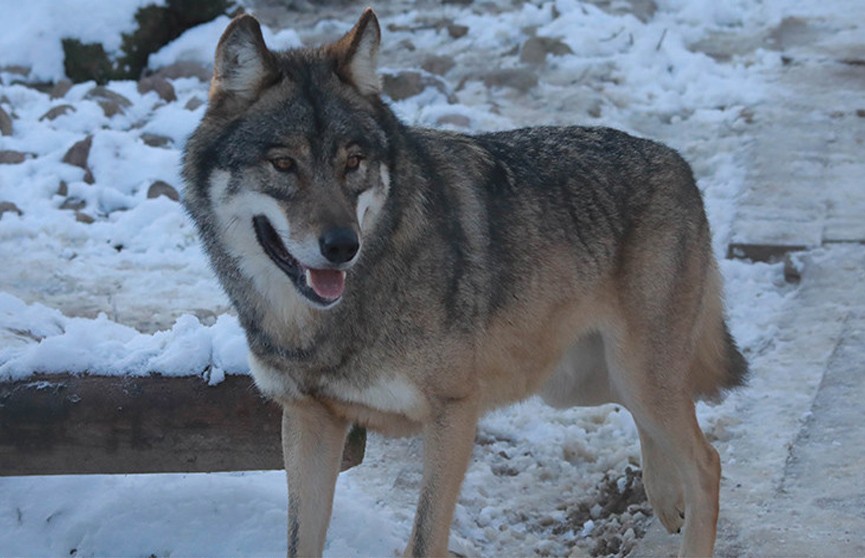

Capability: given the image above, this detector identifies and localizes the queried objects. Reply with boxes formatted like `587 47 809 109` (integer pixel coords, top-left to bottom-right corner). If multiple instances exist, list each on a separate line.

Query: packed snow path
636 1 865 555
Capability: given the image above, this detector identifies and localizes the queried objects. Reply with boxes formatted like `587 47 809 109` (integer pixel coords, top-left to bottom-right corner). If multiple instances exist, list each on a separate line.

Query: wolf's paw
654 502 685 534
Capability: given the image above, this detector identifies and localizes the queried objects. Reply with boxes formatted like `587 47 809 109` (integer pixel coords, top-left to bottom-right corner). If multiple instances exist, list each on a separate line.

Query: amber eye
270 157 295 172
346 154 363 172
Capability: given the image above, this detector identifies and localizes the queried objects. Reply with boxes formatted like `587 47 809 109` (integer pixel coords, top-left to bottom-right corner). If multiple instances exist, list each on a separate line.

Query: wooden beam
0 374 365 476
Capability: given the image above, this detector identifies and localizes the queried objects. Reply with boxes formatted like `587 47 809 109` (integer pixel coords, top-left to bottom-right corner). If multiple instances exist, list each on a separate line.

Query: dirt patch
553 467 655 557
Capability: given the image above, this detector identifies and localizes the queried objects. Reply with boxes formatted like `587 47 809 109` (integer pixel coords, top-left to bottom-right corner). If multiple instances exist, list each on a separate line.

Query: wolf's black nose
319 227 359 264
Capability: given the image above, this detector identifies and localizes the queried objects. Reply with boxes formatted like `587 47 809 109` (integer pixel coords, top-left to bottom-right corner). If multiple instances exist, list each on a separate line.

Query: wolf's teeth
304 268 312 286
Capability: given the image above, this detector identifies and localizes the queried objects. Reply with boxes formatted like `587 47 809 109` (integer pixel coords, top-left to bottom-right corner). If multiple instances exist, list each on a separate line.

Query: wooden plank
0 375 365 476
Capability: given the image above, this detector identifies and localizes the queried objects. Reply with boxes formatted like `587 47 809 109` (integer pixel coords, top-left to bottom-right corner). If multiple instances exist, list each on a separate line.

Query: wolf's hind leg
604 328 719 558
637 426 685 533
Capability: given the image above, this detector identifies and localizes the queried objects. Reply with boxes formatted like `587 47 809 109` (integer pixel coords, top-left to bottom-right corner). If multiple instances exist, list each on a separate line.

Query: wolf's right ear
210 14 279 105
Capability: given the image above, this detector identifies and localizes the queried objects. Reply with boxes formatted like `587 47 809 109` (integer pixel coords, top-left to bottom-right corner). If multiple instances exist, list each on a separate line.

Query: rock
153 61 211 81
0 201 23 218
184 97 205 111
520 36 573 65
483 68 539 92
75 211 95 224
0 150 26 164
39 104 76 122
436 114 471 128
447 24 469 39
50 79 74 100
62 136 95 184
382 70 455 102
421 55 456 76
60 198 87 211
141 133 172 148
0 106 12 136
138 75 177 102
85 86 133 118
57 181 68 197
0 65 29 76
147 180 180 202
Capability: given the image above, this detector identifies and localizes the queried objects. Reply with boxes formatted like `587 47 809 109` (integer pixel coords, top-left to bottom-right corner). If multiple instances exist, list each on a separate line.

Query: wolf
183 9 747 557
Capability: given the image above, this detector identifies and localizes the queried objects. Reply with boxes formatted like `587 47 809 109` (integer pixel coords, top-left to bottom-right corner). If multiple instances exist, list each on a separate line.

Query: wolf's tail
691 264 749 401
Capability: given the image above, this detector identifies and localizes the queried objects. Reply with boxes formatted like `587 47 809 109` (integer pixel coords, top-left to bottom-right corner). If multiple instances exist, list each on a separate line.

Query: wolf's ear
328 8 381 96
210 14 279 104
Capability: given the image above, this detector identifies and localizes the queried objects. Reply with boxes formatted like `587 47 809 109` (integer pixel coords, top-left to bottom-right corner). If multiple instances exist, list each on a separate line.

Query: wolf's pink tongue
307 268 346 300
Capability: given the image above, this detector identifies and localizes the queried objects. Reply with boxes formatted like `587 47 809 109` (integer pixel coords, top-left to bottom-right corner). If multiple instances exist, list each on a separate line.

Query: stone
0 106 11 136
520 36 573 65
147 180 180 202
75 211 95 224
0 201 23 218
184 97 205 111
483 68 539 92
85 86 132 118
62 136 95 184
141 133 172 148
138 75 177 102
421 55 456 76
447 24 469 39
60 198 87 211
50 79 74 100
382 71 455 102
0 150 26 164
39 105 76 122
57 181 68 197
436 114 471 128
153 61 211 82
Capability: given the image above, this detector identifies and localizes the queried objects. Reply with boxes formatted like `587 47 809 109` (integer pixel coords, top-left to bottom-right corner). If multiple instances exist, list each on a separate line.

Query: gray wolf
183 9 747 557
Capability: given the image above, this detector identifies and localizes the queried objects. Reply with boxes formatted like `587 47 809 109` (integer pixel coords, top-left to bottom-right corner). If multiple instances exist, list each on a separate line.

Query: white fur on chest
249 352 428 420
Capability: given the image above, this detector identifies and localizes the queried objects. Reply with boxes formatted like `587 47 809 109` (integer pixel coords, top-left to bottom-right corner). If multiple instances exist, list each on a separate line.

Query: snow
0 0 838 556
0 0 163 82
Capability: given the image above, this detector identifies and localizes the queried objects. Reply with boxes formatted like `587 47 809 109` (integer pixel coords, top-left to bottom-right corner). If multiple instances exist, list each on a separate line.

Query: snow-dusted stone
421 54 455 76
482 67 538 92
153 61 212 82
0 106 11 136
39 104 76 122
185 97 205 111
447 23 469 39
147 180 180 202
75 211 95 224
84 86 132 118
59 198 86 211
140 133 172 148
0 150 25 164
49 79 73 100
137 75 177 103
62 135 94 184
383 70 454 102
519 36 573 66
0 201 22 217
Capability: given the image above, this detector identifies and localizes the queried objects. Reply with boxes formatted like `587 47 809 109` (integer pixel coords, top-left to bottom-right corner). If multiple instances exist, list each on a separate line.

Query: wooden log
0 374 365 476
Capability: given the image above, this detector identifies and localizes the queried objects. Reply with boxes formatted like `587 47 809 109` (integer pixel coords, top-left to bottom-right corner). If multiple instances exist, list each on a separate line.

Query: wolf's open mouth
252 215 346 306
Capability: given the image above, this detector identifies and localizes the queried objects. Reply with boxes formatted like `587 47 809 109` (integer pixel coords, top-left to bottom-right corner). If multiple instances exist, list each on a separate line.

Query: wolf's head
184 10 393 311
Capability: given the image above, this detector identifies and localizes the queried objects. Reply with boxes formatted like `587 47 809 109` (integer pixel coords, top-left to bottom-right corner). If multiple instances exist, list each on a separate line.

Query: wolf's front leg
404 397 480 557
281 401 350 558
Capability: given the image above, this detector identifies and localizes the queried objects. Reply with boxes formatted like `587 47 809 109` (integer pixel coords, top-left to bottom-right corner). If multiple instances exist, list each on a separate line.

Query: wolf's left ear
328 8 382 96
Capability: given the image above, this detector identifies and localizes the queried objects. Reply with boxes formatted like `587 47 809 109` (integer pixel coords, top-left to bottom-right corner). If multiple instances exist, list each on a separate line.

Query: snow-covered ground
2 0 856 556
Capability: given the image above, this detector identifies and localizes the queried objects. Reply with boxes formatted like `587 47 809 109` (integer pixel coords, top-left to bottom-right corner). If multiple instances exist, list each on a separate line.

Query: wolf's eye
346 154 364 172
270 157 295 173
